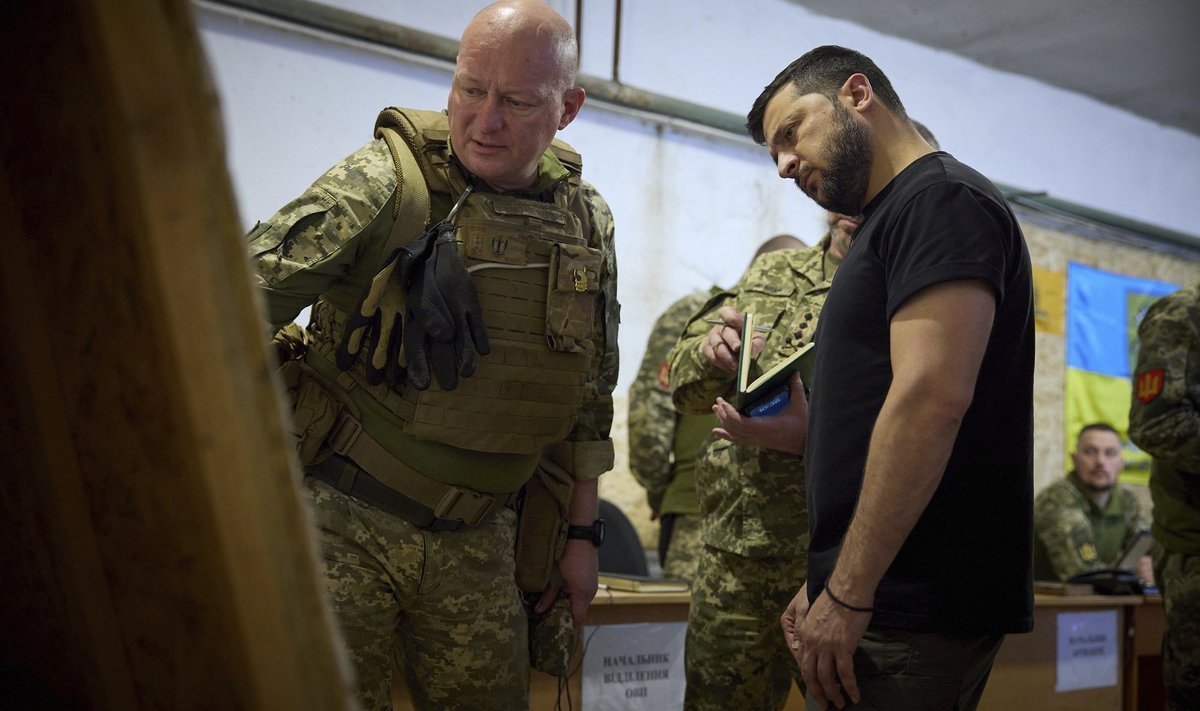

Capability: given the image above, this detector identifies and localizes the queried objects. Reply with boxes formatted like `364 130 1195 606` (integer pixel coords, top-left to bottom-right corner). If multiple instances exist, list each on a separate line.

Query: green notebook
734 312 815 416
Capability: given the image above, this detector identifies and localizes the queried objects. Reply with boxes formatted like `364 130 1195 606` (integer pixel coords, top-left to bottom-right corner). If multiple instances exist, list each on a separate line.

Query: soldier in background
1033 422 1151 582
628 235 802 581
666 213 854 710
628 285 719 581
248 2 618 708
1129 282 1200 711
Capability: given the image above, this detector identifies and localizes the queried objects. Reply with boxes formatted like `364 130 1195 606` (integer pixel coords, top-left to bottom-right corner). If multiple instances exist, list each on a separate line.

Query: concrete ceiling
789 0 1200 137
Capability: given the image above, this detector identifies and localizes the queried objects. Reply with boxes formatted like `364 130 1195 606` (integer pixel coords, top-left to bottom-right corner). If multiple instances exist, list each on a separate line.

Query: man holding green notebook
666 210 855 710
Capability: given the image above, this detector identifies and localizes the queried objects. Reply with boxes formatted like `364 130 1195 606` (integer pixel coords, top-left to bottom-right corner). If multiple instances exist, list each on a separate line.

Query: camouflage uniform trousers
1153 544 1200 711
304 477 529 711
684 544 807 711
662 513 703 582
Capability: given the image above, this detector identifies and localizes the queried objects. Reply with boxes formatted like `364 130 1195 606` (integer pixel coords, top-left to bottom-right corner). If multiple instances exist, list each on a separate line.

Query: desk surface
590 587 691 608
592 589 1151 608
1034 593 1145 607
570 590 1162 711
420 589 1164 711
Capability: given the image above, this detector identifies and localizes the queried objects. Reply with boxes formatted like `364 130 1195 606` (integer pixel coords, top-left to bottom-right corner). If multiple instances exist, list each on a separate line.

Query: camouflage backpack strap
373 107 434 264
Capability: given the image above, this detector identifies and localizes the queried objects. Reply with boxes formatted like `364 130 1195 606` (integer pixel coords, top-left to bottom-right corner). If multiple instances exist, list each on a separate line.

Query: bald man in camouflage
1130 282 1200 711
666 211 856 710
248 2 618 709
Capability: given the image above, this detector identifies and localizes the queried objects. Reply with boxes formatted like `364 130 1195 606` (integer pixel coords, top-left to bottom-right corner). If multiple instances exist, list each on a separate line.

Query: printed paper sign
581 622 686 710
1056 609 1119 691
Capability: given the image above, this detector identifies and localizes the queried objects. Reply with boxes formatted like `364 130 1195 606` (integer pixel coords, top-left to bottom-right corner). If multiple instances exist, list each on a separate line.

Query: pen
705 319 773 333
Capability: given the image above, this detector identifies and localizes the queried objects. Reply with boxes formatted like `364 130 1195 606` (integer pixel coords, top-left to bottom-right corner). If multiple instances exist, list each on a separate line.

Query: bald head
755 233 804 258
463 0 579 92
448 0 585 191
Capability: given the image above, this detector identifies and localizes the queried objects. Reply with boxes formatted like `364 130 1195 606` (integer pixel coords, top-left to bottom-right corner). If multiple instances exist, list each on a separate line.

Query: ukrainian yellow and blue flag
1065 263 1178 484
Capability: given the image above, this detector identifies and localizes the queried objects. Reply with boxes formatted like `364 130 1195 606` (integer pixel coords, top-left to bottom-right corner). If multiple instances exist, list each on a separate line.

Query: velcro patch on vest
462 226 531 265
489 200 569 225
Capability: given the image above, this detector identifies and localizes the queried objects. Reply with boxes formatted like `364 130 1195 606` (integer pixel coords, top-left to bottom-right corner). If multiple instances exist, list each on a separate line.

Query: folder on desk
598 573 689 593
1034 580 1096 596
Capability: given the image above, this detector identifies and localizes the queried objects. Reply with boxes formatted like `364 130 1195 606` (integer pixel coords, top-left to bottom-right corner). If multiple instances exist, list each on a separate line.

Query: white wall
197 0 1200 393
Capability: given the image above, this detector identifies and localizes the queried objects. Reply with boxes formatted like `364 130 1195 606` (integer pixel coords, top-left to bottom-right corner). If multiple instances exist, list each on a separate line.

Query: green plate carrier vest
310 108 600 455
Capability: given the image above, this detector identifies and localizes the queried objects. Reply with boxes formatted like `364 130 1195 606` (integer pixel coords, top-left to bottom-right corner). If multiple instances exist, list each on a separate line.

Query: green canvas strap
376 126 432 266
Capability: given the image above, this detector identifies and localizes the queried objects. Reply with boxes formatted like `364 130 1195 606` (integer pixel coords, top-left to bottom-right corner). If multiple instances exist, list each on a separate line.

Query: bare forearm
568 478 598 525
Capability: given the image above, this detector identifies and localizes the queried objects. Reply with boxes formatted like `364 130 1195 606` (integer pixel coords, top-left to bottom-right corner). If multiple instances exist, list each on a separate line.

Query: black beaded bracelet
825 585 874 613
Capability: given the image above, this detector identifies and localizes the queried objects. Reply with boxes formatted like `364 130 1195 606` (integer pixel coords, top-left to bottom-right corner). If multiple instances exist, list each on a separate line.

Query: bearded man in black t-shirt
746 46 1035 711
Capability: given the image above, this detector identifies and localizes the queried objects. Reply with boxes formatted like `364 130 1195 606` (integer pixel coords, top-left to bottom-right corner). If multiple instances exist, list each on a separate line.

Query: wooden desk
409 590 1164 710
530 588 691 710
529 589 792 710
1126 594 1165 711
977 595 1139 711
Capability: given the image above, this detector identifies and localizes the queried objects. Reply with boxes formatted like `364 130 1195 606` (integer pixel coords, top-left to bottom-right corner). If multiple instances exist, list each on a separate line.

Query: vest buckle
327 412 364 456
433 486 496 527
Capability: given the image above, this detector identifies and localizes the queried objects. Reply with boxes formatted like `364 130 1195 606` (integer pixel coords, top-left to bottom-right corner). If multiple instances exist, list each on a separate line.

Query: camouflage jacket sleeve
562 178 619 452
628 290 713 511
669 245 828 414
1129 283 1200 471
666 287 736 414
246 140 399 331
1033 479 1108 581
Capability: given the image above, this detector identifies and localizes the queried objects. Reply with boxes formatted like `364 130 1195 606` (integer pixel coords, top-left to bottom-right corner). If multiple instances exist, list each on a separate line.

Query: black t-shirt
805 152 1035 635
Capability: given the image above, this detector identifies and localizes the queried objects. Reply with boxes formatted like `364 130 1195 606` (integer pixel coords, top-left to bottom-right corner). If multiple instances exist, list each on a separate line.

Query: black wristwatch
566 519 605 547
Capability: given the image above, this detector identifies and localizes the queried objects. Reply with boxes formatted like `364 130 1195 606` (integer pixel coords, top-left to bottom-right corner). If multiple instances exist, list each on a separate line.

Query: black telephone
1067 568 1143 595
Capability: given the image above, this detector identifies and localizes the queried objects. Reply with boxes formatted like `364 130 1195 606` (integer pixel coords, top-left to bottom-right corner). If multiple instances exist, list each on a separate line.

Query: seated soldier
1034 422 1152 582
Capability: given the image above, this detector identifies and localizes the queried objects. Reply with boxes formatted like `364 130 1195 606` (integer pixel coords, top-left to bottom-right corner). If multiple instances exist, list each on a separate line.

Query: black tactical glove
335 227 438 385
403 221 491 391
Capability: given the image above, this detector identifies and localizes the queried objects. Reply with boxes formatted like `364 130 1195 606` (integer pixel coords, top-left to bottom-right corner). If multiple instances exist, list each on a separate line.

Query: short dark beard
804 102 872 215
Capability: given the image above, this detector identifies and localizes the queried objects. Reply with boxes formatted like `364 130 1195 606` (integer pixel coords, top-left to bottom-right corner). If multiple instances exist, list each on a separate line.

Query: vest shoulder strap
372 107 588 257
548 138 583 175
373 111 434 268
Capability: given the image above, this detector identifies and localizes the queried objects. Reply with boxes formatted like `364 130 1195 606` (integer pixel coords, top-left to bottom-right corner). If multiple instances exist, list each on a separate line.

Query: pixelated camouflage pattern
249 110 619 710
1132 283 1200 710
304 478 529 711
248 139 399 330
667 238 837 557
251 112 618 485
627 289 718 514
1130 282 1200 555
684 544 807 711
662 513 703 581
527 595 575 677
567 178 621 450
1032 472 1147 581
1154 546 1200 710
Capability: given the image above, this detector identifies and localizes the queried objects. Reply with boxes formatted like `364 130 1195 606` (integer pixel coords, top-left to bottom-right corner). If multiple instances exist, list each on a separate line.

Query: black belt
310 454 512 532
